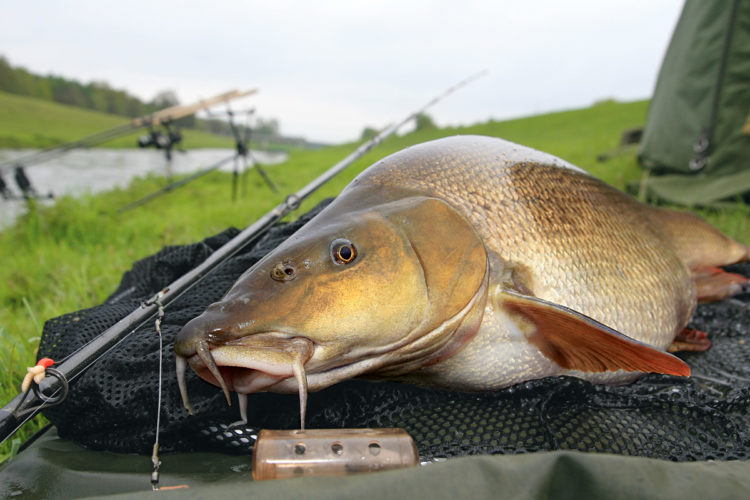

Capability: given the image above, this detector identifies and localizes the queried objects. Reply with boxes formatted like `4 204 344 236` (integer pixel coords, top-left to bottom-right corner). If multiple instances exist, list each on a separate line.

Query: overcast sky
1 1 684 144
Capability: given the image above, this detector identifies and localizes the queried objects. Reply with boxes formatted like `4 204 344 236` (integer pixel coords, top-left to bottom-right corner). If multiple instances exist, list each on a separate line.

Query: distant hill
0 89 242 149
0 57 311 149
0 55 163 119
0 89 326 151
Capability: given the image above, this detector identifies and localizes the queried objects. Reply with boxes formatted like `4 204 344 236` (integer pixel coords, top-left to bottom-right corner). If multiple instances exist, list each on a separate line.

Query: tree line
0 56 285 138
0 55 162 118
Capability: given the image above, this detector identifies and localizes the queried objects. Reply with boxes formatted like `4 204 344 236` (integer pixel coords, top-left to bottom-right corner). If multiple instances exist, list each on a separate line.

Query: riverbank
0 148 288 228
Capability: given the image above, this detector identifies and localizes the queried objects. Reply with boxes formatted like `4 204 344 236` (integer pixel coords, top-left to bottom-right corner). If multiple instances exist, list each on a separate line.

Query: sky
1 1 685 144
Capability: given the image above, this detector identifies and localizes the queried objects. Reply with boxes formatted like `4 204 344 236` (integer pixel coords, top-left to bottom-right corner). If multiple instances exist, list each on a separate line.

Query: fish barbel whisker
236 393 248 425
175 355 193 414
197 339 232 405
292 350 309 431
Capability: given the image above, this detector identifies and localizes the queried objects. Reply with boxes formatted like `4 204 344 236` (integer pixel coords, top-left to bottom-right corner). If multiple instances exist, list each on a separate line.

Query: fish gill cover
38 200 750 461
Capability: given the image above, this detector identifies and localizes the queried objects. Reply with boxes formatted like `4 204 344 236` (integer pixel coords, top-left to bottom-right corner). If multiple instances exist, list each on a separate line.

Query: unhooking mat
36 200 750 462
3 429 750 499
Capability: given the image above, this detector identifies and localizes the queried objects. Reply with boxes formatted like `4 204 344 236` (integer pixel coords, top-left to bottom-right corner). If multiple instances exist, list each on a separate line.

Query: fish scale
357 136 693 350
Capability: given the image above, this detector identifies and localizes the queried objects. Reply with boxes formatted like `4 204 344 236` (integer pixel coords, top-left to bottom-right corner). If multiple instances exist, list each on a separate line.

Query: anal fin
668 328 711 353
498 291 690 377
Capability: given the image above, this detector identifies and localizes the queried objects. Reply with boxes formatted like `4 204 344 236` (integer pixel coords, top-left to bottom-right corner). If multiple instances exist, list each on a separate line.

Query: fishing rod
118 108 278 213
0 70 487 446
0 89 258 176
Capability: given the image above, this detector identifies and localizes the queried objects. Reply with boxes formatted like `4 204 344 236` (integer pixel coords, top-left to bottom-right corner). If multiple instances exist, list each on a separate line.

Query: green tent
638 0 750 205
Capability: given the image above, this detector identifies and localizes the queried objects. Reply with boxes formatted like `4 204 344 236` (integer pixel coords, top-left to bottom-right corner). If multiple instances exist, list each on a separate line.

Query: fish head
175 192 488 408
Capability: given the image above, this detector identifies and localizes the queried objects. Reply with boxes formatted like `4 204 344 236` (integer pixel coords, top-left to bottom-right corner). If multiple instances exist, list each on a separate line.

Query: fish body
175 136 749 418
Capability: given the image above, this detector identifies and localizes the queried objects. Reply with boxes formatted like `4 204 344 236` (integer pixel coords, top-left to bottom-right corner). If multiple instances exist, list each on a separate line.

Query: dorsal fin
498 291 690 376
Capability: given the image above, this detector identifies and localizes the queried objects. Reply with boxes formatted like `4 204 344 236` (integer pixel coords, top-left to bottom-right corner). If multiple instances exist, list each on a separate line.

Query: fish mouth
184 335 313 392
174 329 396 429
175 332 314 426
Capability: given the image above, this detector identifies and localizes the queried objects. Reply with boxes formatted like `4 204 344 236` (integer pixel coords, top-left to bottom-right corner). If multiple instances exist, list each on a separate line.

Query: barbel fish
175 135 750 426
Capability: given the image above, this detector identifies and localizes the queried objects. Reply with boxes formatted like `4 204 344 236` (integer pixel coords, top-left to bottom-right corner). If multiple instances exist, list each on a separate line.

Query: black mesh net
38 200 750 462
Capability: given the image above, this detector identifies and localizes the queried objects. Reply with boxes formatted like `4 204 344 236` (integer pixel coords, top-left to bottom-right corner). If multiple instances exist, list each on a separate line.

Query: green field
1 97 748 461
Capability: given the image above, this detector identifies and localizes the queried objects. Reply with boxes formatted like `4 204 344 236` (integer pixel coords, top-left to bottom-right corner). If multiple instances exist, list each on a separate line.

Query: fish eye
330 238 357 265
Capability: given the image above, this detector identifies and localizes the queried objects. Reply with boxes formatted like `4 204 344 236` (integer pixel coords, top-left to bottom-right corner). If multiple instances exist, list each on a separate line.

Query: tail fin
646 207 750 269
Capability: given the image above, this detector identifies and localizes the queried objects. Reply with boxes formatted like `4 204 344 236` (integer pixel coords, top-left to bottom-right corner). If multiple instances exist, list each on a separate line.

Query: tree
49 77 87 108
11 67 36 96
33 77 52 100
150 90 180 109
415 113 436 131
86 81 111 111
150 89 195 126
0 56 16 93
361 126 378 141
255 117 280 137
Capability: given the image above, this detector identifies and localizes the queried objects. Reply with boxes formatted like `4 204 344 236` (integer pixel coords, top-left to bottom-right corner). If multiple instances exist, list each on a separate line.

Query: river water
0 148 287 229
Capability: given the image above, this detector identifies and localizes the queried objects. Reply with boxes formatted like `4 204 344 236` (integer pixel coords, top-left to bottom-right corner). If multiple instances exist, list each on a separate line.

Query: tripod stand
119 108 278 212
226 107 278 200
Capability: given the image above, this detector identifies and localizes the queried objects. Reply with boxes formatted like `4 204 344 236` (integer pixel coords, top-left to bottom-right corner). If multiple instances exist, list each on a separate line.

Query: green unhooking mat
2 200 750 497
2 428 750 499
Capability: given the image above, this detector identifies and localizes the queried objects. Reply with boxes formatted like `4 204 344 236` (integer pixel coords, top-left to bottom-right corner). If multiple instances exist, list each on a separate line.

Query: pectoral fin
497 290 690 377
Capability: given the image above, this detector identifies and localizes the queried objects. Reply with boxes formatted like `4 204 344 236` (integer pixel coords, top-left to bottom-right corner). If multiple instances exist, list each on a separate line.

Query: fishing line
146 289 190 491
147 289 166 490
10 370 67 416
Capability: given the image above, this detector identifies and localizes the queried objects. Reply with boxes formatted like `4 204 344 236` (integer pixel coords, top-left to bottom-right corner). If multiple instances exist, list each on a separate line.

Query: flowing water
0 148 287 229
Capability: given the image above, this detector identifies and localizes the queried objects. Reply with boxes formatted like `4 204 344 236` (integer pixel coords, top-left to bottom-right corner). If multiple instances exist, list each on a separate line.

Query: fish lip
263 352 393 393
221 331 310 347
183 332 314 391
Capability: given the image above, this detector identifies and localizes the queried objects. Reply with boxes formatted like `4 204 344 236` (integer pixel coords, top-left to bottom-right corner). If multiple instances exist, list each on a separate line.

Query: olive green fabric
2 428 750 499
638 0 750 204
639 169 750 206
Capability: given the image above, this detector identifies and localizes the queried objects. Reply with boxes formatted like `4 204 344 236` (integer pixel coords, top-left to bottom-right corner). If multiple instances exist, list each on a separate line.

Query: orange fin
498 291 690 377
668 328 711 353
691 265 750 302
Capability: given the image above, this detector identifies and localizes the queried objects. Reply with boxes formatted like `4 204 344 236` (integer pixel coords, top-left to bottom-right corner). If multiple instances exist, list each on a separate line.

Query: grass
1 98 748 461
